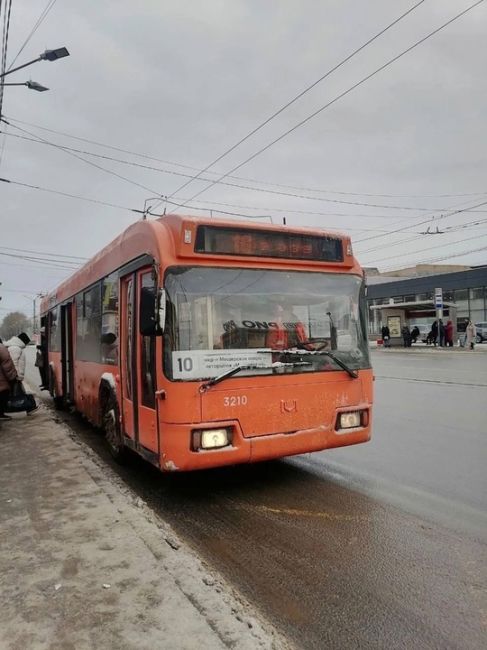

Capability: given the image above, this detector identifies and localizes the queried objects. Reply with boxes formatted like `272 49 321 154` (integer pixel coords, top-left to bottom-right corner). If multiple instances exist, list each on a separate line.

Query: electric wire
379 244 487 271
1 119 167 201
0 176 145 213
0 245 88 261
7 115 487 201
154 1 428 209
164 0 485 214
3 126 453 212
7 0 57 71
366 232 487 265
0 0 13 119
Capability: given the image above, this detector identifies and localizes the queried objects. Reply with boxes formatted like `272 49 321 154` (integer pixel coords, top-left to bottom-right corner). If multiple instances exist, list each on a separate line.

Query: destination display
194 225 344 262
172 349 272 380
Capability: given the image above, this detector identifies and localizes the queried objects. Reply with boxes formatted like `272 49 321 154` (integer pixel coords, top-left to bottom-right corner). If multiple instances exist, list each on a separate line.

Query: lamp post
1 81 49 92
0 47 69 79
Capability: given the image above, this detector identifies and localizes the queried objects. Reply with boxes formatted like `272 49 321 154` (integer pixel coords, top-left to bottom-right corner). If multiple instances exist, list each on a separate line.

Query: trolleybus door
121 274 136 440
120 270 158 454
60 302 74 403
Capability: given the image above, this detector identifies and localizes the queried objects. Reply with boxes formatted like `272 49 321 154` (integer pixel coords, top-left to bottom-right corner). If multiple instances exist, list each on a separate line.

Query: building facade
366 266 487 335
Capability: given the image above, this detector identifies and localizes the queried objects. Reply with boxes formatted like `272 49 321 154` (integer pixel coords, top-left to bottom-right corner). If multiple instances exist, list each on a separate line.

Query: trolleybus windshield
164 267 369 381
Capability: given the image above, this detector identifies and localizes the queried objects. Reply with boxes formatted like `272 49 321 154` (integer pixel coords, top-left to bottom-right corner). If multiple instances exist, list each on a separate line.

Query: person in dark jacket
402 325 411 347
35 344 48 389
438 319 446 347
410 326 420 343
381 325 391 348
431 320 439 346
0 339 18 420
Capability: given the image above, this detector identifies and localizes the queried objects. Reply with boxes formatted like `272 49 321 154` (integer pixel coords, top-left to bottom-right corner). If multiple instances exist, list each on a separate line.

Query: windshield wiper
258 348 359 379
319 351 358 379
199 361 311 392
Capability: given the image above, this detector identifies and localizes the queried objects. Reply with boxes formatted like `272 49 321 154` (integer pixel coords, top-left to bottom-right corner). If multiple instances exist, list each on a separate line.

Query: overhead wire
379 244 487 271
0 244 88 261
3 126 453 211
163 0 485 214
0 0 13 119
153 0 428 210
354 198 487 248
0 119 167 201
0 250 81 269
366 232 487 265
0 175 145 213
7 115 487 201
6 0 57 71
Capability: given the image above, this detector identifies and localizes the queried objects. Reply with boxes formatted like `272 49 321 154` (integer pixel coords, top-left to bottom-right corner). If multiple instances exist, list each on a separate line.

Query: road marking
375 375 487 387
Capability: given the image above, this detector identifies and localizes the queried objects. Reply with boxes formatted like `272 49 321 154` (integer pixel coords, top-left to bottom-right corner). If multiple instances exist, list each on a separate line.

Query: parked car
475 322 487 343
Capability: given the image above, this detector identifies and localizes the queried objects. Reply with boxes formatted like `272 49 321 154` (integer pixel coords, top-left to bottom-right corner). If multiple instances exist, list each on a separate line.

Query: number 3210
223 396 248 407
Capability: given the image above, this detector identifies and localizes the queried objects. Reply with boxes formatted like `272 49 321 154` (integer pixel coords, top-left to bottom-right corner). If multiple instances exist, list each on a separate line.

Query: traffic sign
435 287 443 309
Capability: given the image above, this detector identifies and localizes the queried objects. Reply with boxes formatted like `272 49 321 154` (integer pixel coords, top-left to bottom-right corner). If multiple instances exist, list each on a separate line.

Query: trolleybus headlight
193 428 230 450
338 411 363 429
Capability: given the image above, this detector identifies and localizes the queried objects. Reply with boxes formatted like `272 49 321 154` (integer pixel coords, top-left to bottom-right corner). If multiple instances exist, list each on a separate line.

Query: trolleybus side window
101 273 119 365
140 271 156 408
49 306 61 352
75 283 102 362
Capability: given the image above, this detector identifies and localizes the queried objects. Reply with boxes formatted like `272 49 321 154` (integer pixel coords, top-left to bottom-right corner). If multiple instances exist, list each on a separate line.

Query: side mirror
158 288 166 333
140 286 158 336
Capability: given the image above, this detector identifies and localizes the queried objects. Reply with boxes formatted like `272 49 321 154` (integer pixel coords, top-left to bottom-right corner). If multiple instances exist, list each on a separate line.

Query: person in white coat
5 332 30 381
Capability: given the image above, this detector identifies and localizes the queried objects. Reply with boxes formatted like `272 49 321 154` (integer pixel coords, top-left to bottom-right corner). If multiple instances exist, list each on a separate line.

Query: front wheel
102 398 128 463
476 334 482 344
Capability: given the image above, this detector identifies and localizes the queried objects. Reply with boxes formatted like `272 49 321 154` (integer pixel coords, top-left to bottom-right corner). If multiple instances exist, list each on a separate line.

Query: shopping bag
5 382 37 414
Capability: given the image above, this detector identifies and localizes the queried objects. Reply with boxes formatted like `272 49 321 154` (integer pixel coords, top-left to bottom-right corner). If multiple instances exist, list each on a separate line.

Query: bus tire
102 394 127 463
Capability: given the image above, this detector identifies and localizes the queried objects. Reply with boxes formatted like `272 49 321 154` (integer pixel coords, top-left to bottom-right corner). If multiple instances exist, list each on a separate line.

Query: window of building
443 290 454 303
102 273 119 365
469 287 485 317
392 296 403 304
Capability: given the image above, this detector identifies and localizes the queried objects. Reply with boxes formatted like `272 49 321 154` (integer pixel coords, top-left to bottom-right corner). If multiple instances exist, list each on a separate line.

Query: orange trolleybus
41 215 373 471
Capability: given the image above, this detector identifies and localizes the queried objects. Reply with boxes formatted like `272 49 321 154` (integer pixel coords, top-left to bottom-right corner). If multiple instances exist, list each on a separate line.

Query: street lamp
0 47 70 79
1 80 49 92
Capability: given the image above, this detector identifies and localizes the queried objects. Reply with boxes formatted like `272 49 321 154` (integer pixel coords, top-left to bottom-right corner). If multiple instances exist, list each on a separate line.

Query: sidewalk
370 342 487 353
0 405 284 650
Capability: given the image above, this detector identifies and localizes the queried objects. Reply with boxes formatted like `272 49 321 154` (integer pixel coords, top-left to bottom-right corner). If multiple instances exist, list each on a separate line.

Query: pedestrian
4 332 30 383
438 319 446 347
431 320 438 347
465 320 477 350
35 343 48 389
445 320 454 347
0 338 18 421
402 325 411 348
410 325 420 344
381 324 391 348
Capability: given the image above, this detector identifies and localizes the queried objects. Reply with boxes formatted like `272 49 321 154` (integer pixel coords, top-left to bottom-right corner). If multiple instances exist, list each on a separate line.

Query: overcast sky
1 0 486 316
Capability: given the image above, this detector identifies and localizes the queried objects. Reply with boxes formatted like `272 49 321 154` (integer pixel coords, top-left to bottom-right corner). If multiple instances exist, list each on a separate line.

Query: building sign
387 316 401 337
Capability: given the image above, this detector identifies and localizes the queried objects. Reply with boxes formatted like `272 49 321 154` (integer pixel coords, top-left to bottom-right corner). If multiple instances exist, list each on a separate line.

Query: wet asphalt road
28 349 487 649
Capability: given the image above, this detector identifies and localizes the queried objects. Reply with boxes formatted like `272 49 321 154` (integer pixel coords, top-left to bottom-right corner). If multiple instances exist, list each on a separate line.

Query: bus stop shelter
370 301 457 346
